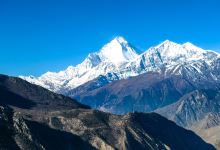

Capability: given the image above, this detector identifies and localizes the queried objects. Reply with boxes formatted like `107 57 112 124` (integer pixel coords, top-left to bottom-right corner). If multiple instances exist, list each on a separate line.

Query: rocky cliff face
156 89 220 149
0 106 96 150
0 74 215 150
0 106 215 150
156 90 220 126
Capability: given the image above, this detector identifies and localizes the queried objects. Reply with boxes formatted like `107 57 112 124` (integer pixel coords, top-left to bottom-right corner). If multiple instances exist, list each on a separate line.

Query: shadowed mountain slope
0 74 90 110
156 89 220 149
69 71 220 114
0 74 215 150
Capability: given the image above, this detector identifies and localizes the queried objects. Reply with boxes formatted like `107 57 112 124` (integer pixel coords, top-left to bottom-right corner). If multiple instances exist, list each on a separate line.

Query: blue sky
0 0 220 76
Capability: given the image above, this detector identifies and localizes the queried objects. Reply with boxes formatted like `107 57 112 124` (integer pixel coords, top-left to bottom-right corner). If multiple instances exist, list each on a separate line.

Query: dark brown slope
0 74 89 110
0 74 216 150
0 106 96 150
0 105 215 150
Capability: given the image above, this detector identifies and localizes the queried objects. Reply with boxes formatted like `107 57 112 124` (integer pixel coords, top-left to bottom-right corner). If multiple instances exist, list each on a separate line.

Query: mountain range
1 74 215 150
20 36 220 113
19 36 220 149
20 36 220 94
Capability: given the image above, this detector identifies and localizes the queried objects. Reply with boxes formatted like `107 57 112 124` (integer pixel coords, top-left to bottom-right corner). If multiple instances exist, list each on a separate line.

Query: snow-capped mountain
20 36 139 92
126 40 218 76
20 36 220 93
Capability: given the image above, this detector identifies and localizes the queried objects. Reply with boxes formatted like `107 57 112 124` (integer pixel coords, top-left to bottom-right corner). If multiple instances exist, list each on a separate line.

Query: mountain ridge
69 70 220 114
155 89 220 149
0 74 215 150
20 36 220 94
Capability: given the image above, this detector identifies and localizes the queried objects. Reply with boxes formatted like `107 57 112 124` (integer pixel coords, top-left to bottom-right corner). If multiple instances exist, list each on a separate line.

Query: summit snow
20 36 139 92
20 37 220 93
98 36 138 64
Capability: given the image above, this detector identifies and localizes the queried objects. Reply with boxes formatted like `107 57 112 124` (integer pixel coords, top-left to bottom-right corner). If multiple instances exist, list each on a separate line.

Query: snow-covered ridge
20 36 220 93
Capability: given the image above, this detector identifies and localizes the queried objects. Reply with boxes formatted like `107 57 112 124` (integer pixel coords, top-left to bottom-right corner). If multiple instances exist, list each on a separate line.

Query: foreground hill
0 74 89 110
0 74 215 150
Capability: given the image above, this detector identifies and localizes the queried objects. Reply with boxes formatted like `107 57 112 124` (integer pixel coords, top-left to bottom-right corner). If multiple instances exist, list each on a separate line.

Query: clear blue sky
0 0 220 76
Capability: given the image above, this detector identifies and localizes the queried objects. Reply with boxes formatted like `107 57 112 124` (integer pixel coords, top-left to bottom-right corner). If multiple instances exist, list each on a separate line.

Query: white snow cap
20 37 220 93
98 36 138 64
152 40 205 59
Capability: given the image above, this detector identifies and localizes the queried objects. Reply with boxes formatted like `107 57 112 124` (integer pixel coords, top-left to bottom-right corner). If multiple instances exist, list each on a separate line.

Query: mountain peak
147 40 207 61
156 40 178 48
20 38 220 94
98 36 138 64
113 36 128 44
162 39 172 43
182 42 202 50
183 42 194 46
